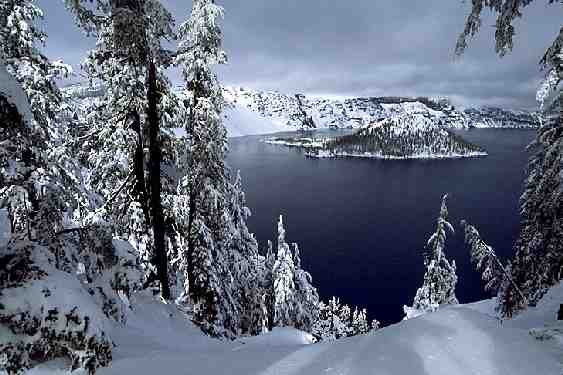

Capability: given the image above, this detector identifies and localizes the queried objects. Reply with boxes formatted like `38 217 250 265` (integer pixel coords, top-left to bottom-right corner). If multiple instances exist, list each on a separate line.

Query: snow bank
27 289 563 375
238 327 314 347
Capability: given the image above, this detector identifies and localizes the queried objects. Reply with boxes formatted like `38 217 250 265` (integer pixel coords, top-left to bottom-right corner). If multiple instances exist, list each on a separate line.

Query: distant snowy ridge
61 83 540 138
224 86 541 131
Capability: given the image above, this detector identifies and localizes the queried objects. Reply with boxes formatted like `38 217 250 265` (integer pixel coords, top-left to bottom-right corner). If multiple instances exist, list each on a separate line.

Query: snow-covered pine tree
405 195 458 318
272 215 297 327
311 297 375 341
351 307 370 336
226 171 268 334
371 319 381 332
264 239 276 329
312 297 348 341
291 243 320 332
173 0 268 336
64 0 178 299
0 0 79 242
311 300 331 340
0 50 141 375
461 220 528 316
173 0 230 335
456 0 563 317
262 216 320 332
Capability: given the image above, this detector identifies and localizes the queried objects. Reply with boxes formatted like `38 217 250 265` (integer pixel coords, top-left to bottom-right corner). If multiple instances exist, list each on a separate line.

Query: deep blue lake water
227 129 536 325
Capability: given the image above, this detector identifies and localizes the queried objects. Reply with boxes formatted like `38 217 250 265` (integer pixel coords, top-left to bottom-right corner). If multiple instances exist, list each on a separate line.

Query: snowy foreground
27 286 563 375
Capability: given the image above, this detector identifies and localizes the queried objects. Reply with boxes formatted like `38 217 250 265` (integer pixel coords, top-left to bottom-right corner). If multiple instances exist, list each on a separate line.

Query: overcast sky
37 0 562 109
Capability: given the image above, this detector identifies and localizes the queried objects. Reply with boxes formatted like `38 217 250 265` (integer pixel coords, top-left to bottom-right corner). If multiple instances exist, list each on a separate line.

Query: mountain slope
224 87 540 131
30 286 563 375
223 104 294 137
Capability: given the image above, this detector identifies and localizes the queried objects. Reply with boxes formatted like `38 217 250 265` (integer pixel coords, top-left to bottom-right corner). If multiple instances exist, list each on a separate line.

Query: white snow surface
27 285 563 375
223 104 294 137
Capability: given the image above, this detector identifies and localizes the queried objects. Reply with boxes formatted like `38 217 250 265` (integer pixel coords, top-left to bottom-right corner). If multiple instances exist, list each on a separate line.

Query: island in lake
265 114 488 160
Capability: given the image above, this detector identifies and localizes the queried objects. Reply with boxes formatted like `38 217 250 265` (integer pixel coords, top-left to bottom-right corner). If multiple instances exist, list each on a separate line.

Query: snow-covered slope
222 104 294 137
31 286 563 375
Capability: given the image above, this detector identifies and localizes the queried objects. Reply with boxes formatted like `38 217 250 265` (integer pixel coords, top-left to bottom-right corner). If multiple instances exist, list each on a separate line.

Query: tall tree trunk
185 78 201 298
130 110 151 225
186 187 197 297
147 61 170 300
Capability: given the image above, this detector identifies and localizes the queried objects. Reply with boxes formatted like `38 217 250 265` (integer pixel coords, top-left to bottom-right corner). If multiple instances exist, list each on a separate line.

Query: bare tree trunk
147 60 170 300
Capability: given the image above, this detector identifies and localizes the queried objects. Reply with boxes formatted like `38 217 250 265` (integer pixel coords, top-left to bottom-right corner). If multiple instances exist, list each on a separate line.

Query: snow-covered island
264 115 487 160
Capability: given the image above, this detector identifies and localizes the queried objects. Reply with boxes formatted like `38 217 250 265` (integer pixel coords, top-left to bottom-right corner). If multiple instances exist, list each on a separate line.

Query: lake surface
227 129 536 325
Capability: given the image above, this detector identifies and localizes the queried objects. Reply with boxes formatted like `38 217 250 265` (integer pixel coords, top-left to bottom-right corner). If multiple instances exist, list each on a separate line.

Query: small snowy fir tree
312 297 347 341
455 0 563 317
266 215 320 332
404 195 458 319
272 215 297 327
461 220 527 311
351 307 370 336
226 171 268 334
312 297 376 341
291 243 320 332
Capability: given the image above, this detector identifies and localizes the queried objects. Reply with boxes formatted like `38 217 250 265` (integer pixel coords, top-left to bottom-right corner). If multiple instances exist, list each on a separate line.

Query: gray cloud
37 0 562 109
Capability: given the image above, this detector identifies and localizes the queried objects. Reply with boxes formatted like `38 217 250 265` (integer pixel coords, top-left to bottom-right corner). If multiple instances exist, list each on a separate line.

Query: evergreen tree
173 1 267 336
174 0 230 334
351 308 370 336
64 0 177 299
311 297 376 341
266 215 320 331
226 171 268 334
264 239 276 329
292 243 320 332
0 0 77 242
272 215 296 327
0 14 141 372
456 0 563 316
405 195 458 317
